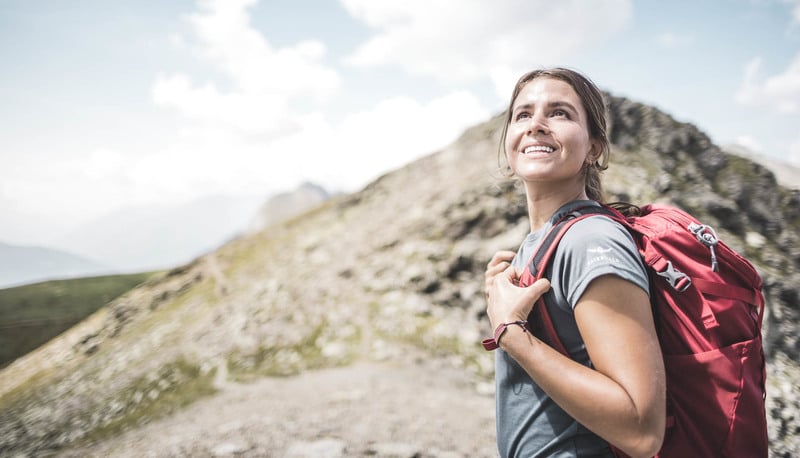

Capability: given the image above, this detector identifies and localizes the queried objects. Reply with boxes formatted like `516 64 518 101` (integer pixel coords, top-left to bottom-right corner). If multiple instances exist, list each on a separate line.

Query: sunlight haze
1 0 798 251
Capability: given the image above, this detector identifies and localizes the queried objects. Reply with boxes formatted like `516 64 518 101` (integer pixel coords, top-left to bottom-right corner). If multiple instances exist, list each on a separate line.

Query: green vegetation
720 153 761 179
226 320 360 380
0 272 155 368
79 358 217 446
226 322 329 379
362 296 490 377
376 310 489 377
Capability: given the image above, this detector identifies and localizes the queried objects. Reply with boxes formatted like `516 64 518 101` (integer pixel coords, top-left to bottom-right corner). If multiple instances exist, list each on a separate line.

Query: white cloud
0 149 135 235
147 0 493 197
109 90 489 204
736 54 800 113
3 0 494 239
307 92 490 189
1 86 491 244
84 148 127 181
153 0 340 135
786 0 800 26
265 91 491 192
735 136 763 153
341 0 632 95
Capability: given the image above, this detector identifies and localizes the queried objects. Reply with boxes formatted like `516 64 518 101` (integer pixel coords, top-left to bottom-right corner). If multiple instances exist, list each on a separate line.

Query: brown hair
498 67 610 202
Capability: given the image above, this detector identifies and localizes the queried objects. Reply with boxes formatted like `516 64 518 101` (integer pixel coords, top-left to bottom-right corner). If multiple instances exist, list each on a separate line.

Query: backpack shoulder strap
524 205 627 356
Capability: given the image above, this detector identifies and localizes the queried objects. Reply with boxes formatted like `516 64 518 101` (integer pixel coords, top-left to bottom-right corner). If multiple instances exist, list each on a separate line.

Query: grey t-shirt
495 200 649 458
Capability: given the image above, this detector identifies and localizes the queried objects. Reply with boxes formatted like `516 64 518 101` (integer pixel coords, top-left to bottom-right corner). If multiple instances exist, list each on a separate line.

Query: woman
484 68 666 458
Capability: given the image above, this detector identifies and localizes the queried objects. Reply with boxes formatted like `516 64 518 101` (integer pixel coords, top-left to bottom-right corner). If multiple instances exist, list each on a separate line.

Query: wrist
482 320 529 351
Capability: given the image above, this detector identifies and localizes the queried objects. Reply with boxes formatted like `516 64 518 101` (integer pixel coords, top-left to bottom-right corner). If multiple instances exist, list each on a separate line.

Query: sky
1 0 799 248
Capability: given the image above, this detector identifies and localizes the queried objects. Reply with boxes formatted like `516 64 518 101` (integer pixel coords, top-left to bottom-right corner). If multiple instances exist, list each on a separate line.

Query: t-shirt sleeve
554 216 649 309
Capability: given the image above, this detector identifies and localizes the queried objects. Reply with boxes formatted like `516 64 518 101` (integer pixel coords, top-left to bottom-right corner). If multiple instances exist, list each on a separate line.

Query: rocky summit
1 93 798 457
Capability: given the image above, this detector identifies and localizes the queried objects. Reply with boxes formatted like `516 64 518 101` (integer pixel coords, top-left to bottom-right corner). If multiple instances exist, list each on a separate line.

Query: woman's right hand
485 250 551 330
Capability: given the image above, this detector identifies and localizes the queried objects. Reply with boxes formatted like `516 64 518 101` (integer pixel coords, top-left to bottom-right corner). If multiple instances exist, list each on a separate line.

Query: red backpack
519 203 768 457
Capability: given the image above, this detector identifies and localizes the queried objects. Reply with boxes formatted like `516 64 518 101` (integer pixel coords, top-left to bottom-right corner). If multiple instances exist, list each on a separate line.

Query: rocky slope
723 144 800 191
1 94 798 457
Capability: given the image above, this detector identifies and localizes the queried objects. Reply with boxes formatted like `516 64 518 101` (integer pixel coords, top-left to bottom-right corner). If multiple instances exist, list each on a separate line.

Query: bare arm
486 264 665 458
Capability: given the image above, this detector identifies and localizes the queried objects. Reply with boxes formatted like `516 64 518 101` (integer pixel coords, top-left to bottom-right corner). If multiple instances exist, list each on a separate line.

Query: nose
526 113 549 135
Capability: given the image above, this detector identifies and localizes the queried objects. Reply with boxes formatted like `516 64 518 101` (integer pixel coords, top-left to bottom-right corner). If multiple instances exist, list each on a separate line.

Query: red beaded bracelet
482 320 529 351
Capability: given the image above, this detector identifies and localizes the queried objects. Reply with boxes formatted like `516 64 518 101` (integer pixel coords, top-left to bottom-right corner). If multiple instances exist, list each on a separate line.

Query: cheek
504 137 514 157
504 125 523 151
565 129 592 153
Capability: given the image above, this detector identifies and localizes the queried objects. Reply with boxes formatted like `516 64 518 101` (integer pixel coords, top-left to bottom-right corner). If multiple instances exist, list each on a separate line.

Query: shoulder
556 215 642 270
559 215 636 253
554 215 648 305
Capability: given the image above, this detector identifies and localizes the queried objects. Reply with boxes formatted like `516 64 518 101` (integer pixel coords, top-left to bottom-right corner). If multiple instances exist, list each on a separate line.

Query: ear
586 140 601 164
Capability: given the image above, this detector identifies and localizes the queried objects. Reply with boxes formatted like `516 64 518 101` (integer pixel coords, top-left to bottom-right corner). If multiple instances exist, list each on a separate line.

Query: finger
487 250 516 269
499 264 520 282
485 261 511 282
485 266 509 291
485 263 507 279
486 264 517 297
485 261 509 276
521 278 551 303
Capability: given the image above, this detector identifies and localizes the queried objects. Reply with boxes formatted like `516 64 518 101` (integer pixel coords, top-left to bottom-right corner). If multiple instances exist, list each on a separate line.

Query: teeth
523 145 554 154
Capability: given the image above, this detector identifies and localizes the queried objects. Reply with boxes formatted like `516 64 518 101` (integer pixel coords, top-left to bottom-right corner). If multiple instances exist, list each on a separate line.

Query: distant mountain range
52 194 264 273
0 242 110 288
1 184 332 287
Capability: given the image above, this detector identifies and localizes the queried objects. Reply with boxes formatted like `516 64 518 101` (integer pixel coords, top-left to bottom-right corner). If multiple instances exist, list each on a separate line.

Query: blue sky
1 0 799 247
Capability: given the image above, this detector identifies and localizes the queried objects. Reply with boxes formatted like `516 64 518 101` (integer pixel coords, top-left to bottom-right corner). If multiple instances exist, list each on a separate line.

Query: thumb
502 264 518 281
521 278 551 303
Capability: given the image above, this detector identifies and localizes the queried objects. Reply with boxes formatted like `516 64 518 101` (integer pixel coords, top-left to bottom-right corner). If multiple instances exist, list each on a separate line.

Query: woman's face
504 77 596 188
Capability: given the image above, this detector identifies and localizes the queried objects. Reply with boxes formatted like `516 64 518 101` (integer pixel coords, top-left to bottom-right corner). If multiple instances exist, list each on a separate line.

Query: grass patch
227 323 327 379
369 303 489 377
0 272 155 368
79 358 217 446
0 275 219 456
416 324 487 376
226 320 359 380
0 364 58 412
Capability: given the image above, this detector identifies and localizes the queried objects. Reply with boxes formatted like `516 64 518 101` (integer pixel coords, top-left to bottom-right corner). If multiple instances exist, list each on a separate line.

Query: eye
551 109 569 118
514 111 531 121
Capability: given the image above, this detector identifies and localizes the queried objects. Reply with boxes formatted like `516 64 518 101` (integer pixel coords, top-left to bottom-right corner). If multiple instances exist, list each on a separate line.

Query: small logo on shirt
587 246 622 267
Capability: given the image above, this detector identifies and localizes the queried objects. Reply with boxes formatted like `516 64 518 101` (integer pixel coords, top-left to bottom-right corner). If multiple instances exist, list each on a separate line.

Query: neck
524 182 588 232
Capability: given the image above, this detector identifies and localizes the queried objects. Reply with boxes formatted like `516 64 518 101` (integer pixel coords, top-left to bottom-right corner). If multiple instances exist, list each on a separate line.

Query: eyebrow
512 100 579 115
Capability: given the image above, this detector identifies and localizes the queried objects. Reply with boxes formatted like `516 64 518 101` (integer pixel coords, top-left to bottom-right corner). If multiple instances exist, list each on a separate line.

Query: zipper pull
688 223 719 272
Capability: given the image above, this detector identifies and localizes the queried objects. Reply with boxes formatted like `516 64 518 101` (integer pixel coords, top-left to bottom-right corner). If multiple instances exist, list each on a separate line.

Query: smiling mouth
523 145 555 154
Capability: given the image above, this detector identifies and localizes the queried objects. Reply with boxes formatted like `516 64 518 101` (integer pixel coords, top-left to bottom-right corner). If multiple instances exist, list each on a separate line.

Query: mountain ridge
722 143 800 191
246 181 331 234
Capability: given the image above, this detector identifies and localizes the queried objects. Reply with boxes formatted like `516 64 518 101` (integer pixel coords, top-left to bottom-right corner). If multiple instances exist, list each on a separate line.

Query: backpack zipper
688 222 720 272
